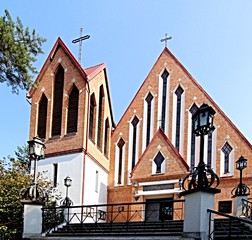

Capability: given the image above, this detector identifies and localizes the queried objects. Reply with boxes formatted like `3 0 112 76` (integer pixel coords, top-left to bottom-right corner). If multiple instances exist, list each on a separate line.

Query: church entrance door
145 198 173 222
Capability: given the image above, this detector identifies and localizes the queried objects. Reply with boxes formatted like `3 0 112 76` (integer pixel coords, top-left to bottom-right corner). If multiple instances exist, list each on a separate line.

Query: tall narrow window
67 85 79 133
52 65 64 136
190 104 198 170
117 138 125 185
131 116 139 170
207 131 213 166
53 163 58 187
95 170 99 193
161 70 169 132
97 86 105 149
145 93 153 147
154 152 165 174
222 142 233 173
89 93 96 141
37 93 48 139
175 86 184 150
103 118 110 156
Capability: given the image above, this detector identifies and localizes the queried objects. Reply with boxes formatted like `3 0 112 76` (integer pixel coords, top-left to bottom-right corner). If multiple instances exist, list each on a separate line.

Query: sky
0 1 252 159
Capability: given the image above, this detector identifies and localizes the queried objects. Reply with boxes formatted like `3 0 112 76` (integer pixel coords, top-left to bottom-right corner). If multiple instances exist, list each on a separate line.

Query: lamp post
231 156 250 196
182 103 220 191
61 176 73 206
20 136 46 201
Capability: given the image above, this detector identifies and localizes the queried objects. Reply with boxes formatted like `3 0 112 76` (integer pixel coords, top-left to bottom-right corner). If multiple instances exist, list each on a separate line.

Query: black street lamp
182 103 220 191
20 136 46 201
61 176 73 206
232 156 250 196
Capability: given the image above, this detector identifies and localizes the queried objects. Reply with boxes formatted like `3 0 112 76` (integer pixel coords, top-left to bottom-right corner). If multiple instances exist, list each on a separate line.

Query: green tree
0 9 46 93
0 159 32 238
0 149 61 238
8 144 30 173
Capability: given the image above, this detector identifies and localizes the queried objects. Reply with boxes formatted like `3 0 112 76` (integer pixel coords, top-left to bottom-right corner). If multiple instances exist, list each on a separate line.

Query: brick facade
108 47 252 214
28 38 114 205
29 38 252 214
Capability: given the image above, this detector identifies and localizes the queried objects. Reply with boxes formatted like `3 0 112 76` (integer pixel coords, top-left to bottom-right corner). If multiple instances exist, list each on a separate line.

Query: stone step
30 237 183 240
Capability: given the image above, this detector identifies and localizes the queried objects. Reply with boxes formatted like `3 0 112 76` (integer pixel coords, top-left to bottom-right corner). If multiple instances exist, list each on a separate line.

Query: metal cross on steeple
161 33 172 48
72 28 90 65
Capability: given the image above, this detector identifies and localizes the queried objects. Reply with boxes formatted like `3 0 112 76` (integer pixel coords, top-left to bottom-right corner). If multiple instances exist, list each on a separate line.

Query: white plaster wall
184 191 215 240
37 152 84 205
83 156 108 206
23 203 43 238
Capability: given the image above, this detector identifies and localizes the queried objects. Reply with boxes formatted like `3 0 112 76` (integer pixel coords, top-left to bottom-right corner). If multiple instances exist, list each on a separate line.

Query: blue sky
0 1 252 159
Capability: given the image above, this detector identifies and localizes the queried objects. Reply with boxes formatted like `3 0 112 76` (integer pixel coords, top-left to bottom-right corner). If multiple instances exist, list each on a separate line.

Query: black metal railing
242 199 252 219
42 199 184 234
0 206 23 240
208 209 252 239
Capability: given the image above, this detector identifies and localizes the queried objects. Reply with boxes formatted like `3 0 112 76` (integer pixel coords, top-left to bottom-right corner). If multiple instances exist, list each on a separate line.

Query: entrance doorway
145 198 173 222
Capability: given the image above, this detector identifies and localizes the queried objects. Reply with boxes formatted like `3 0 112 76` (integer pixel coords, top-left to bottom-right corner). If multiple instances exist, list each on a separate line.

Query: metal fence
242 199 252 219
208 209 252 240
42 199 185 234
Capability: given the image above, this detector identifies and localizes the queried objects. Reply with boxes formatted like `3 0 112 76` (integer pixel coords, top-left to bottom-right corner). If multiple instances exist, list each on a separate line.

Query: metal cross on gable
72 28 90 65
161 33 172 48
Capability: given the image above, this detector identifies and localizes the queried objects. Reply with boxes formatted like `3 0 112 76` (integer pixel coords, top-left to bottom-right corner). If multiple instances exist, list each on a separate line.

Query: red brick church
28 37 252 216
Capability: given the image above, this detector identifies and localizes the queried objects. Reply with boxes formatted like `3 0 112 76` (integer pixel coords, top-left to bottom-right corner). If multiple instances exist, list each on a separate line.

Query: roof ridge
84 63 104 70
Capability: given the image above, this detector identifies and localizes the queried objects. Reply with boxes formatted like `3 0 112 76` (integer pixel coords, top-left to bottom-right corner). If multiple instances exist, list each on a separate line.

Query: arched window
145 93 154 147
116 138 125 185
222 142 233 174
160 70 169 132
37 93 48 139
89 93 97 141
97 85 105 149
188 103 215 171
207 131 213 166
175 86 184 151
131 116 139 170
103 118 110 157
52 65 64 136
67 85 79 133
189 104 198 170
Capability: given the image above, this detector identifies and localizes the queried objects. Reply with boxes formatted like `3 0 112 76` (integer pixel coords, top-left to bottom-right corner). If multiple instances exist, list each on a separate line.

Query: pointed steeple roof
27 37 87 97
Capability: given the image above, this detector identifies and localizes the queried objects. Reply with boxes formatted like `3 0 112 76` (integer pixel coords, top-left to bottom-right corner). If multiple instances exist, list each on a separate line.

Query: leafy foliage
0 9 46 93
0 147 61 238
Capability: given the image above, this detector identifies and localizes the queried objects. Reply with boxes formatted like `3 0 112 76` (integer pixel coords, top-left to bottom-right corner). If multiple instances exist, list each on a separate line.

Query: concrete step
28 237 183 240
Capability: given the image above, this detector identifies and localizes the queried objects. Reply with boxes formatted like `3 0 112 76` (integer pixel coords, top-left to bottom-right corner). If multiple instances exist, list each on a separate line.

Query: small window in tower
52 64 64 136
97 85 105 149
103 118 110 157
37 93 48 139
67 85 79 133
89 93 97 142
